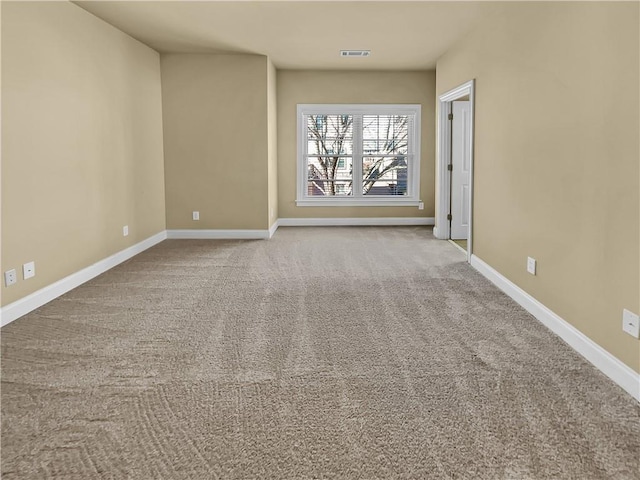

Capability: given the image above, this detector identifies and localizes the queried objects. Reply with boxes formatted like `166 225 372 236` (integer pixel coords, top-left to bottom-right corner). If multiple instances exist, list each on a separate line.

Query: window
297 104 421 206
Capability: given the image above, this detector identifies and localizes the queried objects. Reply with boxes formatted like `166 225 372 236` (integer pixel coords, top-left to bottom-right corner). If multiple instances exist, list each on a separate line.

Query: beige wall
161 54 270 230
1 1 166 307
267 58 278 228
436 2 640 371
277 70 435 219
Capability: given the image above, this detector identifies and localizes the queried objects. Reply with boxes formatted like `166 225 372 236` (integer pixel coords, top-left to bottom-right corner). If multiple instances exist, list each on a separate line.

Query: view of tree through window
306 114 353 196
306 114 410 197
362 115 408 196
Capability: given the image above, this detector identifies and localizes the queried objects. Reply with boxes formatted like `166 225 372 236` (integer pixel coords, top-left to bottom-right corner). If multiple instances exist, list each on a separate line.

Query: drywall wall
161 54 270 230
1 1 166 307
436 2 640 372
268 58 278 228
277 70 435 219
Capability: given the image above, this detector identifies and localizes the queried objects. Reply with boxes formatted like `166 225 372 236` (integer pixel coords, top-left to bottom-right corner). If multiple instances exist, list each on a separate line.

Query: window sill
296 198 421 207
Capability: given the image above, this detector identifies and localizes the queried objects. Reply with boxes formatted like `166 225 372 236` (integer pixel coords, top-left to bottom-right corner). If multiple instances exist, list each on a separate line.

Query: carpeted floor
1 227 639 479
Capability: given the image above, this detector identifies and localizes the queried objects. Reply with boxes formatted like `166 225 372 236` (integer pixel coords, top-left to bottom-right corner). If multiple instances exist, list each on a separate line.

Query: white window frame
297 104 421 207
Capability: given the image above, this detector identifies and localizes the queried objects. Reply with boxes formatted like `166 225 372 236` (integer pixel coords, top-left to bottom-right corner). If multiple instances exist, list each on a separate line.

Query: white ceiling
74 1 500 70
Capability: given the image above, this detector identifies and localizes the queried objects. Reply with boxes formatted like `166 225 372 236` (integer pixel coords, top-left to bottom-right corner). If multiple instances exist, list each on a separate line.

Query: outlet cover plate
23 262 35 280
4 269 17 286
622 309 639 338
193 211 200 221
527 257 536 275
123 225 129 237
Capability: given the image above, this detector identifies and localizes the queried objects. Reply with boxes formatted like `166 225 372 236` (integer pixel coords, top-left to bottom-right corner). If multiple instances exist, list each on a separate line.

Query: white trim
297 104 421 207
0 231 167 327
436 102 451 240
268 220 279 239
436 80 475 263
296 199 421 207
278 217 434 227
166 229 272 240
470 254 640 402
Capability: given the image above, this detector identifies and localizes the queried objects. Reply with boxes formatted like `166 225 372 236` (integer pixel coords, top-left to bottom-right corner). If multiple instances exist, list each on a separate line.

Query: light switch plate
622 309 639 338
23 262 35 280
527 257 536 275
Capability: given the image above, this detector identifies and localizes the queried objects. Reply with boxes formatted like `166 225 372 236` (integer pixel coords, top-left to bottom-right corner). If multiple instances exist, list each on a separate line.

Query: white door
450 101 471 240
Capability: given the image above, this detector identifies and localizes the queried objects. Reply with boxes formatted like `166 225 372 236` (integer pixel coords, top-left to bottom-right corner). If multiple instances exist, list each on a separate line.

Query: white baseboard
1 231 167 328
277 217 435 227
166 229 271 240
433 226 440 238
268 220 279 239
470 254 640 402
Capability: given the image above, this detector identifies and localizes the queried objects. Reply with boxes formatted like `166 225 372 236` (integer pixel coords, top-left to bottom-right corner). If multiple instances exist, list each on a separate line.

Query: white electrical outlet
23 261 35 280
193 211 200 221
622 309 640 339
4 269 17 287
527 257 536 275
418 202 424 210
123 225 129 237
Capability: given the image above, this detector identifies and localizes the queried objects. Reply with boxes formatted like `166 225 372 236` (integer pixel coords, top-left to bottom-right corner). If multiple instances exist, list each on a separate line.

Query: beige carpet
2 227 639 479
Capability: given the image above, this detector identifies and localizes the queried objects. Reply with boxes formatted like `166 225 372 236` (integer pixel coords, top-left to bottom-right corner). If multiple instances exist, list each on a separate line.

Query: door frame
434 79 476 262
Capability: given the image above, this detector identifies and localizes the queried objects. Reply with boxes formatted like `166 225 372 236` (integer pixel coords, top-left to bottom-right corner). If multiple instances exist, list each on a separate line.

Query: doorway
435 80 475 262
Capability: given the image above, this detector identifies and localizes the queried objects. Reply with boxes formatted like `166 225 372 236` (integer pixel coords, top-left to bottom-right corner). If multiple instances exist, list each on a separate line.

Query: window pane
362 115 409 155
307 156 353 196
306 116 353 139
362 156 408 196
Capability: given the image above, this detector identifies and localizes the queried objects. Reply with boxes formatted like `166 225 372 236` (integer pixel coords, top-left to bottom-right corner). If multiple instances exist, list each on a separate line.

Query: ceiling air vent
340 50 371 57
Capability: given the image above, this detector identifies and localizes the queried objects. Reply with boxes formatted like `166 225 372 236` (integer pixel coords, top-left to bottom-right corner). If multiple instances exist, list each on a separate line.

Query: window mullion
353 114 363 197
300 113 308 200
